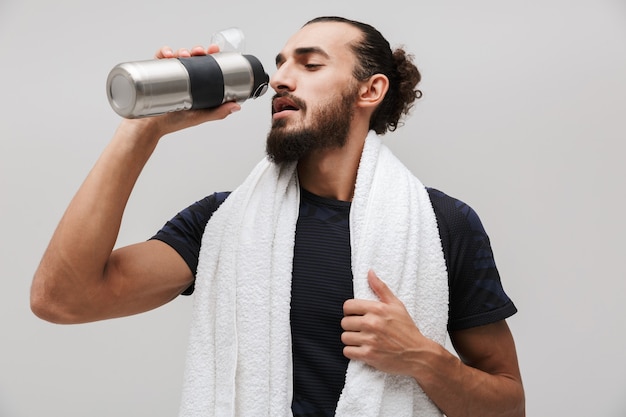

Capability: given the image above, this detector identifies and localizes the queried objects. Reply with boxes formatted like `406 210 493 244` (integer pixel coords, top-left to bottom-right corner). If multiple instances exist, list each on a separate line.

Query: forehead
278 21 362 61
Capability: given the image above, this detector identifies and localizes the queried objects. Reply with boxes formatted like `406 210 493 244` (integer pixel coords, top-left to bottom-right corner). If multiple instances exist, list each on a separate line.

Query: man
31 16 525 417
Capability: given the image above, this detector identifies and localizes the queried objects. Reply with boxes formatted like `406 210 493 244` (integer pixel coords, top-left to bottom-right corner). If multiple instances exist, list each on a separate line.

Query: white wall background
1 0 625 416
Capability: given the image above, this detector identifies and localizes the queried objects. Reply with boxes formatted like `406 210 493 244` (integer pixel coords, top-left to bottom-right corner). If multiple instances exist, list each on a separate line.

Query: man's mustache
271 91 307 112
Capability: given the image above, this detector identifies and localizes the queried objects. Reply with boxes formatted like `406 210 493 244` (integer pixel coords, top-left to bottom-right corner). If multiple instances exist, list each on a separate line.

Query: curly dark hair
304 16 422 135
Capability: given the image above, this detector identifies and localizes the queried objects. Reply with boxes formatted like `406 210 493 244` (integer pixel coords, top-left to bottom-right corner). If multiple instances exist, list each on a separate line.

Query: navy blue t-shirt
151 187 517 417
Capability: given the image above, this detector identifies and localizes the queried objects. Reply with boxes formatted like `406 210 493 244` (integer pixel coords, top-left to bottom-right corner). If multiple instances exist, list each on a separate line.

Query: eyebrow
275 46 331 66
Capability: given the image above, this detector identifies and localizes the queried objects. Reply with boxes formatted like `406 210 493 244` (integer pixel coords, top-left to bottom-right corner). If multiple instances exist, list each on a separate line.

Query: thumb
367 269 397 304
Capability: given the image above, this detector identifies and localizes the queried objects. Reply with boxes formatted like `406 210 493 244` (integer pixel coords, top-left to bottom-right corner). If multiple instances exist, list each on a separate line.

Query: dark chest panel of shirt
290 189 353 415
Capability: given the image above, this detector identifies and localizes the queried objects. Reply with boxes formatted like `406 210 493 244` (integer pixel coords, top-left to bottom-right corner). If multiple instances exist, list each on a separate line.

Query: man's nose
270 63 295 92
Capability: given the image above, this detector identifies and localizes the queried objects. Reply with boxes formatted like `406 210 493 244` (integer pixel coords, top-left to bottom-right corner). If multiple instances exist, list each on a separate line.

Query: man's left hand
341 269 438 375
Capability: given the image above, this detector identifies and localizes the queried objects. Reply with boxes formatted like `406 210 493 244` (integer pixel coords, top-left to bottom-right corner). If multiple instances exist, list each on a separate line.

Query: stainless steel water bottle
106 28 268 118
106 52 269 118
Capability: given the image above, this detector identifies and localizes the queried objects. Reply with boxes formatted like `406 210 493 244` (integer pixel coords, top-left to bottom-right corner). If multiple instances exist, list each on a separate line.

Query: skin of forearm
31 119 162 322
411 342 525 417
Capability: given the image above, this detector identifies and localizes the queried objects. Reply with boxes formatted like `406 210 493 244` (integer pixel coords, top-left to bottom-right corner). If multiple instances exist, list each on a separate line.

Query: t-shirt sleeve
150 191 230 295
427 188 518 331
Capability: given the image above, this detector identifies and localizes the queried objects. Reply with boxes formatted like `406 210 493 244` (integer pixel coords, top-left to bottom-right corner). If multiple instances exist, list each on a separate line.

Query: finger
207 43 220 54
177 48 191 57
155 46 174 59
153 102 241 136
341 330 366 347
367 269 398 304
216 102 241 118
343 298 379 316
189 45 207 56
188 102 241 123
208 102 241 119
340 315 362 331
342 345 364 360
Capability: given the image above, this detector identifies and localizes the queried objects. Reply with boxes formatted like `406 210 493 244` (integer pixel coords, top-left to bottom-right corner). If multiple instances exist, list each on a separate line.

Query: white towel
179 131 448 417
335 131 448 417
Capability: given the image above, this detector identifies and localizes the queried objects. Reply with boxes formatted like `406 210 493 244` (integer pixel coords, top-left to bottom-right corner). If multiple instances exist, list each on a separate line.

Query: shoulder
191 191 231 214
426 187 488 237
170 191 232 228
426 187 517 330
426 186 493 273
150 191 232 284
425 186 494 272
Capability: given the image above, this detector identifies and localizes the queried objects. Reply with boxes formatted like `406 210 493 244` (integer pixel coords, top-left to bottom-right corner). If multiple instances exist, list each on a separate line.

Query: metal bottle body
106 52 269 118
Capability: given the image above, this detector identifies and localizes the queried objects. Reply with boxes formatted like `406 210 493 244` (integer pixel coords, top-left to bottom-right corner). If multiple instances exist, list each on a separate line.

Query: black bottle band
178 56 224 109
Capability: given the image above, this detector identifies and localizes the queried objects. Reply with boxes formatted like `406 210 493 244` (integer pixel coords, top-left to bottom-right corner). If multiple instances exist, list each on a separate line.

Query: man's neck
296 130 368 202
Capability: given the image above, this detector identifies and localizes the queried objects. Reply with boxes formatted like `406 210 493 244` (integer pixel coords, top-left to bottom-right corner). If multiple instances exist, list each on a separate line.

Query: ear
357 74 389 109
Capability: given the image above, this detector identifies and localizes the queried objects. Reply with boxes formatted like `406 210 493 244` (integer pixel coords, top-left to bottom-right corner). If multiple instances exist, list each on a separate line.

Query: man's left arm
341 270 525 417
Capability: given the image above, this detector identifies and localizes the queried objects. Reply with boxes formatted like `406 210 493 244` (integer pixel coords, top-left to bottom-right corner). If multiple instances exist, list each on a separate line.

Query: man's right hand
30 43 239 324
120 44 241 140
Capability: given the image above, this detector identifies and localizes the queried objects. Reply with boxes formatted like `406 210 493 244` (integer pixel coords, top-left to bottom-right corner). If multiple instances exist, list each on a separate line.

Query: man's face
265 22 362 164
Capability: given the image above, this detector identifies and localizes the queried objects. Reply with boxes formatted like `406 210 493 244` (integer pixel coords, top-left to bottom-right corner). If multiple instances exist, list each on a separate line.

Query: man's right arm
31 46 241 324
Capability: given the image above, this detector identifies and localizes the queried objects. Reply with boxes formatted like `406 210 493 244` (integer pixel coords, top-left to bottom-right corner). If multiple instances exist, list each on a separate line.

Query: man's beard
266 88 357 164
